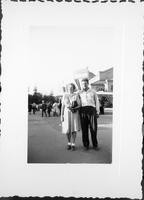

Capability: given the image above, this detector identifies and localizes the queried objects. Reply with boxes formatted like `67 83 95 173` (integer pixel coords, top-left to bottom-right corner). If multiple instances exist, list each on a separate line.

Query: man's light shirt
79 89 100 114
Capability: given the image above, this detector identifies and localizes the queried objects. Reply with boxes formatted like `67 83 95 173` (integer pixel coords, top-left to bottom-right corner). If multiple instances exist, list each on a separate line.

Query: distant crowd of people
28 99 62 117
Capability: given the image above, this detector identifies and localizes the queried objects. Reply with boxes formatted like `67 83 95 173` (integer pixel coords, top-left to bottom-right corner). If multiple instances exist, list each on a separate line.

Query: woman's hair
66 83 76 92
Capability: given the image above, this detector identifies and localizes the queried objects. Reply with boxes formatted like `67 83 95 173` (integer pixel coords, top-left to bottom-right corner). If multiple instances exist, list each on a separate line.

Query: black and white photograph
0 2 143 199
27 26 116 163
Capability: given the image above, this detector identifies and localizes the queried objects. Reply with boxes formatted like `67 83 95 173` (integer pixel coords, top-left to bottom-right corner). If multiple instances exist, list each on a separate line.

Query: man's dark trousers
42 109 47 117
79 106 98 148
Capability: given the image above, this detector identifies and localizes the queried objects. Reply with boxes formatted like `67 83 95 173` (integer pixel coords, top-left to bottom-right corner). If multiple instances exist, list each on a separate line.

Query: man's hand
96 113 99 118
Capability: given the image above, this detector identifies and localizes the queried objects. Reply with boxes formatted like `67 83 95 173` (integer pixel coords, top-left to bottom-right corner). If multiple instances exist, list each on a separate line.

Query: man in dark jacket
41 100 47 117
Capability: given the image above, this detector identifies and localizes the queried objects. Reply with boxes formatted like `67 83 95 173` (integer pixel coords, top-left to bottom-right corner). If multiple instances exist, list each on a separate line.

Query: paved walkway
28 110 112 164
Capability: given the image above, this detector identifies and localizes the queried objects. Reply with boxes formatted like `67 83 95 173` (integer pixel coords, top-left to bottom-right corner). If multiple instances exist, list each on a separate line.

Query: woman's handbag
71 100 79 113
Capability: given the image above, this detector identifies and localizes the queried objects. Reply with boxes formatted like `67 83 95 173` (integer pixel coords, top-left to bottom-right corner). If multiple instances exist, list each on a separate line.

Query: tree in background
43 94 55 104
28 87 42 105
98 94 113 108
28 88 56 106
32 92 43 104
28 94 33 105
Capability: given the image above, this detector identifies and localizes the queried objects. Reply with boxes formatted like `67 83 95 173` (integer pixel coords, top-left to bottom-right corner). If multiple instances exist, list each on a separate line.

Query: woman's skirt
62 108 81 134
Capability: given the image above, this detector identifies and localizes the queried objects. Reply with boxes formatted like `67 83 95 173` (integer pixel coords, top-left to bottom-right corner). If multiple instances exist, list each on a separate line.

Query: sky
28 26 120 95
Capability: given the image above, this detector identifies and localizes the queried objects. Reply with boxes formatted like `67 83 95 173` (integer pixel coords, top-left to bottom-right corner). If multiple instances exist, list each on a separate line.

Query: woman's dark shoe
67 145 71 150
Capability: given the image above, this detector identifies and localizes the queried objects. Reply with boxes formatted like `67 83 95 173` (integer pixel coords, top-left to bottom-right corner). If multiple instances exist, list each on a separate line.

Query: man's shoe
67 145 71 150
93 146 100 151
84 146 89 151
71 146 76 151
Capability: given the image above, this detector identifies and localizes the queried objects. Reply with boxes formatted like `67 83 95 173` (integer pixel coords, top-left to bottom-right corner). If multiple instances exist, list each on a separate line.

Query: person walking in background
58 98 62 116
47 102 52 117
28 104 32 114
79 78 100 151
41 100 47 117
52 102 59 117
61 83 81 151
99 96 105 115
32 102 37 115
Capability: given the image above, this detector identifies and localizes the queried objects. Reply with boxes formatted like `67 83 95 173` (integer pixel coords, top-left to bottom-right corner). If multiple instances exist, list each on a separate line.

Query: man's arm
94 91 100 115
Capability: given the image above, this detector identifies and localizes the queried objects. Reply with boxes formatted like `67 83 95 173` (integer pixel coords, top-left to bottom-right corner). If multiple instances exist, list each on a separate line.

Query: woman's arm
61 95 65 122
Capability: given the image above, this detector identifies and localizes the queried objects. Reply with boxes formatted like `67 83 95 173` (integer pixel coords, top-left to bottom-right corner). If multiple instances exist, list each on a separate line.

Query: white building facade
89 68 113 92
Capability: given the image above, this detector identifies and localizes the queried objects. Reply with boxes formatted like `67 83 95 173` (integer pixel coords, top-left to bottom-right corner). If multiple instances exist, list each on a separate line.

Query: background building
89 67 113 92
73 67 113 93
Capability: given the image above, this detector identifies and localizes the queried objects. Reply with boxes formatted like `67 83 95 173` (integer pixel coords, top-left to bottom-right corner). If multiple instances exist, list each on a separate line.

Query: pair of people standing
61 78 100 151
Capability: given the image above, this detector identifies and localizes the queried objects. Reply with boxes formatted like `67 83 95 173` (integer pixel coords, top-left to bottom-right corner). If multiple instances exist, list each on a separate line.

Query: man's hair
81 78 89 84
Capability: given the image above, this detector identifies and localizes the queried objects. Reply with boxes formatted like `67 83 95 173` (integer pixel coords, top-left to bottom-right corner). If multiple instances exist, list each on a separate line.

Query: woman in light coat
61 83 81 151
